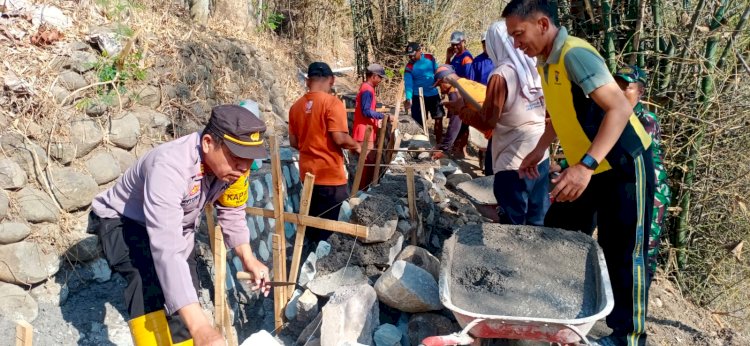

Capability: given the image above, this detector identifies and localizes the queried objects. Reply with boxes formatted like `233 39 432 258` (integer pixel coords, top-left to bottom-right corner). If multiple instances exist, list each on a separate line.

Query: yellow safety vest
539 36 651 174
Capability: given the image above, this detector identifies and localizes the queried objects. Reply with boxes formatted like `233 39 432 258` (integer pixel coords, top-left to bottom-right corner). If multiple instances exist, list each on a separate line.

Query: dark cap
433 64 456 86
405 42 421 56
307 62 334 78
615 65 647 85
206 104 268 159
367 63 386 77
450 31 465 44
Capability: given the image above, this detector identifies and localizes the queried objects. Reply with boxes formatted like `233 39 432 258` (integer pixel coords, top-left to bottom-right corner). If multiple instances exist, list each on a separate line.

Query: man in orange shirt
289 62 361 243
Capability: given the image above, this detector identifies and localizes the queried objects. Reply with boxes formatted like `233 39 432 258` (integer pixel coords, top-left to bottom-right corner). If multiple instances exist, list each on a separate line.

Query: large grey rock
88 257 111 282
407 313 456 346
87 25 123 57
0 282 38 323
0 158 27 189
51 85 71 104
66 232 101 262
0 133 48 175
109 113 141 149
352 194 399 244
396 245 440 281
58 70 87 91
32 5 71 29
239 330 283 346
309 266 368 298
321 283 379 346
285 288 320 334
17 187 59 223
85 152 121 184
0 190 6 220
109 147 136 173
447 173 472 189
49 118 104 164
374 260 442 313
374 323 402 346
317 233 404 273
0 241 61 285
29 277 69 306
129 106 171 137
456 175 496 205
70 118 104 155
67 50 98 73
0 222 31 244
50 167 98 211
133 85 161 108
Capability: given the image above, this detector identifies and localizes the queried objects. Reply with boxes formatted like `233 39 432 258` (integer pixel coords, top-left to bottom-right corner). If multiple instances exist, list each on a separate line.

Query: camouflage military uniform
635 102 670 278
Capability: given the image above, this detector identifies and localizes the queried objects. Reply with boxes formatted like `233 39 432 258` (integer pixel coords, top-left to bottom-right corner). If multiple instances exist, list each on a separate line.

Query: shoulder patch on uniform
462 56 473 65
424 53 435 62
217 172 249 208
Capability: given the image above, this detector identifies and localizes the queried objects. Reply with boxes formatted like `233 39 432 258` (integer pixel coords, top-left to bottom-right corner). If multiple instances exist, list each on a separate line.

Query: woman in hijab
445 20 550 225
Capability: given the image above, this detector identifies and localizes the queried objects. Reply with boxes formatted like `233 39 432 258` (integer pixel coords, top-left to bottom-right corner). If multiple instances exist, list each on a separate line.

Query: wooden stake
213 224 226 332
287 172 315 300
245 207 369 239
418 87 428 136
15 320 32 346
406 167 418 246
351 125 372 197
386 131 402 165
271 233 284 330
269 136 287 304
373 78 405 185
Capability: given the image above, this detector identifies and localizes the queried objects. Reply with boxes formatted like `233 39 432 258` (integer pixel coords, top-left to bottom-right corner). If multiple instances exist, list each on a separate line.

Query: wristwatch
579 153 599 170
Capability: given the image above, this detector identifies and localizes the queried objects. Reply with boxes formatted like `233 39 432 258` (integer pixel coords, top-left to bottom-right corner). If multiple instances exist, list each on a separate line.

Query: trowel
236 271 298 287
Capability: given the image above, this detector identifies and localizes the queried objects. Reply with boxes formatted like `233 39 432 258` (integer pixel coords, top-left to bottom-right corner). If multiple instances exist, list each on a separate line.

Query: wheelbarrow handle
419 334 475 346
562 324 591 345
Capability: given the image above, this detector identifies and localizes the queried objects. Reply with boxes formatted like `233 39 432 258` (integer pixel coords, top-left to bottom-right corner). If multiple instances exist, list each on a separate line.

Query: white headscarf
485 20 543 101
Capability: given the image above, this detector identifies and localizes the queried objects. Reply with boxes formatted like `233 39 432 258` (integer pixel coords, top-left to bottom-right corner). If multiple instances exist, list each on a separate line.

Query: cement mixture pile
444 224 600 319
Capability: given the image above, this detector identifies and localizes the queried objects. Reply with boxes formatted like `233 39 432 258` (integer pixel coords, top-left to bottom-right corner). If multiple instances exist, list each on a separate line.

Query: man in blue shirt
446 31 474 79
470 31 495 85
403 42 446 142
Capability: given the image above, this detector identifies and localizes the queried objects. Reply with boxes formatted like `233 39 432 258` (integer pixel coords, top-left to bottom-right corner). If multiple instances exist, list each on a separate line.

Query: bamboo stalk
213 224 226 332
271 234 284 330
601 0 616 71
269 136 287 306
246 207 370 238
373 78 405 185
406 167 418 246
287 173 315 300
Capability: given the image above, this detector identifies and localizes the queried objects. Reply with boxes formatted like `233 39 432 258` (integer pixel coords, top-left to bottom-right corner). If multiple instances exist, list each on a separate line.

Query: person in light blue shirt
403 42 446 142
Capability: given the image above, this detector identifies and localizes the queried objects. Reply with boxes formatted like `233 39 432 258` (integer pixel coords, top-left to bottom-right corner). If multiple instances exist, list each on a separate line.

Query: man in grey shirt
91 104 271 345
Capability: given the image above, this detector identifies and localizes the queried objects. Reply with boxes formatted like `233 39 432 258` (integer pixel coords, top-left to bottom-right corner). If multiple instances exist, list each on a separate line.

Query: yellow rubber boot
128 310 194 346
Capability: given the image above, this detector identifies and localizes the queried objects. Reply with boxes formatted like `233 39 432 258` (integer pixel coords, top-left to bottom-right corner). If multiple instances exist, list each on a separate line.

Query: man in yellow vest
503 1 655 345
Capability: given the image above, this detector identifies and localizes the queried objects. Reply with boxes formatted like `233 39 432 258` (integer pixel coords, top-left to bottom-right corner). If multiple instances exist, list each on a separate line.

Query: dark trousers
307 184 349 244
436 113 463 152
483 139 494 176
92 214 198 343
493 159 550 226
410 94 445 127
545 150 655 346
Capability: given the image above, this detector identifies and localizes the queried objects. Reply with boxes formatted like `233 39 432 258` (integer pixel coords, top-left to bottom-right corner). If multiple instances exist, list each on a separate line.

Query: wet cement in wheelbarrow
446 224 599 319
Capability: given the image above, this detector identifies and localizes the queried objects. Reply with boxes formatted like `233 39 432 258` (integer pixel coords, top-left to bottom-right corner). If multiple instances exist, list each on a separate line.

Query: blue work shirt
404 53 439 101
469 52 494 85
450 50 474 79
